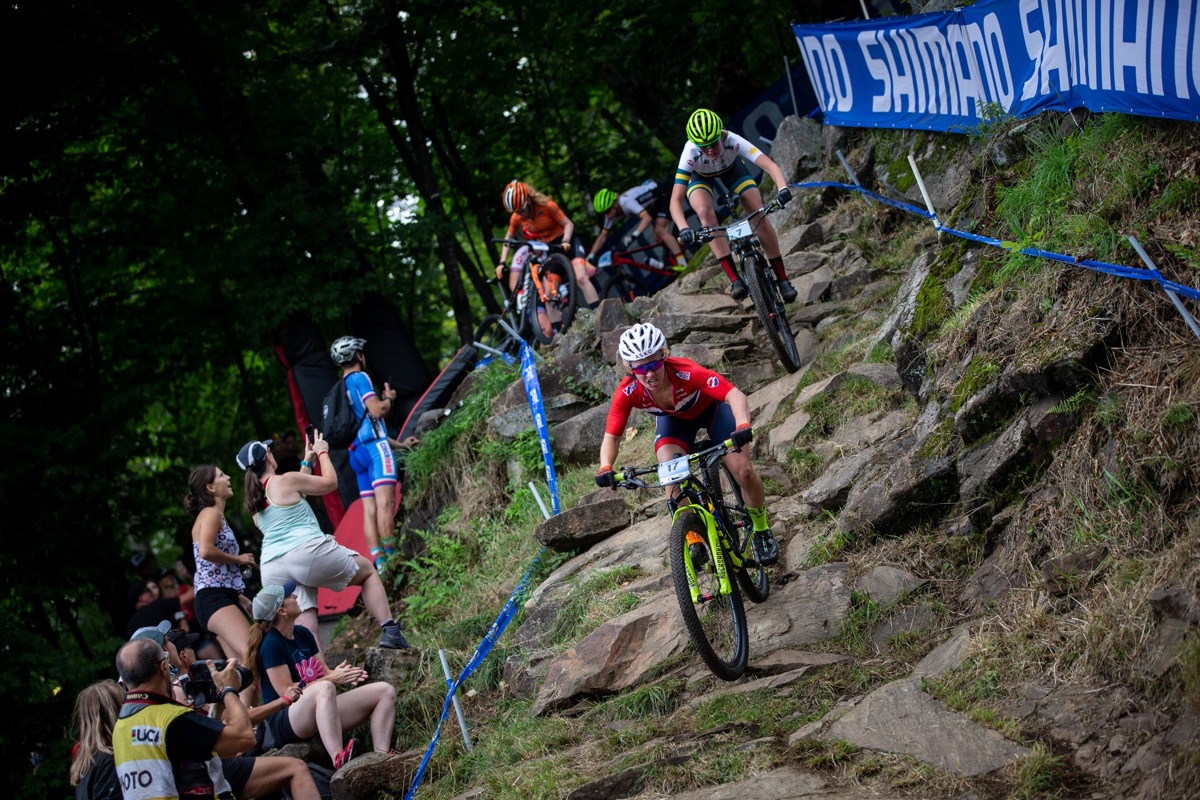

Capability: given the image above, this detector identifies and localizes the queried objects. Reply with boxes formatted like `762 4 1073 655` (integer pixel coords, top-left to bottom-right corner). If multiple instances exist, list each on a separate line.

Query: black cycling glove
776 187 792 207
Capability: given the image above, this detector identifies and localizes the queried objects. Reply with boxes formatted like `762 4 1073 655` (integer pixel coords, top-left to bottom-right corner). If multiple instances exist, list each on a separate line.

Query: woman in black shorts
184 464 256 695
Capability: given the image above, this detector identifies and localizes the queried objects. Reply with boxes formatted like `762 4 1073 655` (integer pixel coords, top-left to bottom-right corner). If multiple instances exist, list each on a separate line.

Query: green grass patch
693 687 801 736
949 355 999 414
833 591 885 656
786 448 826 484
910 273 952 338
1018 741 1072 799
800 375 903 442
540 565 647 649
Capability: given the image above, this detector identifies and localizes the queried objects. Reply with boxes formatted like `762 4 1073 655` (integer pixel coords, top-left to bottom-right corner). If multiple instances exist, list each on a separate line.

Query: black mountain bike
693 200 802 373
614 438 770 680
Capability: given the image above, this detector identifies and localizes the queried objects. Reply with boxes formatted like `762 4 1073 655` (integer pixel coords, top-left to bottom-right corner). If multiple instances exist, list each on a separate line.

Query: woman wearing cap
246 583 396 770
185 464 255 686
238 430 409 650
70 680 124 799
593 322 779 565
669 108 796 304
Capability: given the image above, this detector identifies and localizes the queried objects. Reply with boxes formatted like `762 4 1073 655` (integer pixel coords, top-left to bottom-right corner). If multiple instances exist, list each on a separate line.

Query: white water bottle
648 257 664 269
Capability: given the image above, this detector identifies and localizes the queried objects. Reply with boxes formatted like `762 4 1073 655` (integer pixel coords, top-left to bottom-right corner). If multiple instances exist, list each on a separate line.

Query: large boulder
550 404 610 465
768 116 826 183
534 496 630 553
531 591 688 715
816 679 1029 777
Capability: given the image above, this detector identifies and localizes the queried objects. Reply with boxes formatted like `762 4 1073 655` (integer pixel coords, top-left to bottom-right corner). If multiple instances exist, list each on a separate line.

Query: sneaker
379 623 410 650
373 556 387 573
778 279 798 303
334 738 362 771
729 277 748 301
752 530 780 566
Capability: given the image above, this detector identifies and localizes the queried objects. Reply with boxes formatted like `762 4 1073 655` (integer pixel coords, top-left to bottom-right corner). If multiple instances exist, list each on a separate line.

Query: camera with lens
179 660 254 706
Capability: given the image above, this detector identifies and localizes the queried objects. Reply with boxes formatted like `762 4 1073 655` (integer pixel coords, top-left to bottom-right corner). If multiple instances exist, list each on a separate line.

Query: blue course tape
402 547 546 800
788 181 1200 304
520 342 561 515
404 345 562 798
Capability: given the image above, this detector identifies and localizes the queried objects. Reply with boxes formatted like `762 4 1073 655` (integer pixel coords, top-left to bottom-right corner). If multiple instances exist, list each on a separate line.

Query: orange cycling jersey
506 199 568 243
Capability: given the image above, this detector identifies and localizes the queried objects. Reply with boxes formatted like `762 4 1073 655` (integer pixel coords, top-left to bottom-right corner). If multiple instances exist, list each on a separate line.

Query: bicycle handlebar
691 200 782 244
491 238 568 253
615 438 737 490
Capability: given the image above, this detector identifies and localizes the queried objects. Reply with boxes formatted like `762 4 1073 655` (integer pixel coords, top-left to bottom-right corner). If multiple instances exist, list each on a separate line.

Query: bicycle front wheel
704 459 770 604
542 253 579 334
743 251 802 373
474 314 521 358
670 510 749 681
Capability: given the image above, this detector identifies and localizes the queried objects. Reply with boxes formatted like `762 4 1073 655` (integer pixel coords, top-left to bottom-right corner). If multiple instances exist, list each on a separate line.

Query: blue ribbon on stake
402 547 545 800
520 341 561 515
402 341 563 798
787 180 1200 304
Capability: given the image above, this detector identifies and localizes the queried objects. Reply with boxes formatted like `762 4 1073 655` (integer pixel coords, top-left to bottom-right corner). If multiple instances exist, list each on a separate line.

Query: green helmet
686 108 723 147
592 187 619 212
593 188 617 214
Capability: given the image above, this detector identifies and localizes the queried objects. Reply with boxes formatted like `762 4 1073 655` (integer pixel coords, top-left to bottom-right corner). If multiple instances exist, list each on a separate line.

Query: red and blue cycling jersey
605 357 734 437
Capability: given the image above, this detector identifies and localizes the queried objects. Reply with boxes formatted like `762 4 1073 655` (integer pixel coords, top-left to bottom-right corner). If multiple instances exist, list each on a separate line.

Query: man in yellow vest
112 637 319 799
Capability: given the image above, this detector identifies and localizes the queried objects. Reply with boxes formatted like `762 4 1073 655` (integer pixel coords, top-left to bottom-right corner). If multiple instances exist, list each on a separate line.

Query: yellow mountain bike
614 438 770 680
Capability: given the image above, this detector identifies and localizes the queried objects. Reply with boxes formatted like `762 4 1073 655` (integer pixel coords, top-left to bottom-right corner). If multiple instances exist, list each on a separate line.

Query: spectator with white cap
245 581 396 770
236 431 409 649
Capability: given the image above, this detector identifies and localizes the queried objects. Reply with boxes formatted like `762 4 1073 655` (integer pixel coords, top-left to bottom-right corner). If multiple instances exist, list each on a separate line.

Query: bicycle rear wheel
743 251 802 373
542 253 579 334
703 460 769 604
670 509 749 681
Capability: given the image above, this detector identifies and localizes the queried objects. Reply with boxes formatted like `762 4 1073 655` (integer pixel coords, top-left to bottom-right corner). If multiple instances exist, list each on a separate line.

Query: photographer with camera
112 637 319 800
245 582 397 770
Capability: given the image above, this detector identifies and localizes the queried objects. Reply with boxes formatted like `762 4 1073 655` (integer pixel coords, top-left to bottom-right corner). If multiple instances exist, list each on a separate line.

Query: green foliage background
0 0 847 794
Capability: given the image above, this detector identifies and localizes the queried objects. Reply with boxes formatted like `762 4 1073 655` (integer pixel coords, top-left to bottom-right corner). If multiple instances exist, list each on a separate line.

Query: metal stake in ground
438 649 473 752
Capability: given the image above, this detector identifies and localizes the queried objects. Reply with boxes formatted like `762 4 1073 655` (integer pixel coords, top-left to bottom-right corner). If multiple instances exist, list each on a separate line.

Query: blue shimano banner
794 0 1200 132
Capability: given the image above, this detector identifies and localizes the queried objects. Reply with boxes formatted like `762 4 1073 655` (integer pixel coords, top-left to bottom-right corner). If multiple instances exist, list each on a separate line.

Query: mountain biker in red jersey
593 322 779 565
668 109 797 304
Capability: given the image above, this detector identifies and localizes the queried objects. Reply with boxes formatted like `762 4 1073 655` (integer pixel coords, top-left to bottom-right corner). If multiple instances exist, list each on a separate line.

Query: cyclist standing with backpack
669 108 797 303
329 336 399 573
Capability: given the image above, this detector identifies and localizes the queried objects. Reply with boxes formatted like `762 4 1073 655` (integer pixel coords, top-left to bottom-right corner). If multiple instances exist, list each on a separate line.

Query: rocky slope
325 114 1200 799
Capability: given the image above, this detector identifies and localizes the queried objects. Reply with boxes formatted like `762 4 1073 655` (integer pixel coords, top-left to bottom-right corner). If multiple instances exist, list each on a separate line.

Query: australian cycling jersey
506 199 569 243
674 131 763 185
605 357 734 437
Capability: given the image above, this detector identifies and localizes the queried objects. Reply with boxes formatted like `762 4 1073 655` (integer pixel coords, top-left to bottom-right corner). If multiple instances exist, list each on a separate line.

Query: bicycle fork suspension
677 507 732 602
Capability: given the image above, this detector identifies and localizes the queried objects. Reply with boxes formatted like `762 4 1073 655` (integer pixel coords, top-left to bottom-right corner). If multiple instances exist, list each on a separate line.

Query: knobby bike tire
743 251 802 373
704 459 770 604
670 509 749 681
542 252 579 336
521 266 554 346
474 314 522 358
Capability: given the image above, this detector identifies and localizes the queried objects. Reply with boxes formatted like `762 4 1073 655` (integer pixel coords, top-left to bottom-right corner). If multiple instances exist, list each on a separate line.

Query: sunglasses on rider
630 359 665 375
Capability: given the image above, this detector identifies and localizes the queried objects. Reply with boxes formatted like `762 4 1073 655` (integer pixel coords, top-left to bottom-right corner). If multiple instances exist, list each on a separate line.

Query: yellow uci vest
112 694 231 800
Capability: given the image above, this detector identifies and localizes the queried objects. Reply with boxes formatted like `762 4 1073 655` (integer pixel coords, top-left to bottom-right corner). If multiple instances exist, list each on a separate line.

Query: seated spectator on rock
245 582 396 770
124 579 188 639
69 680 124 800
